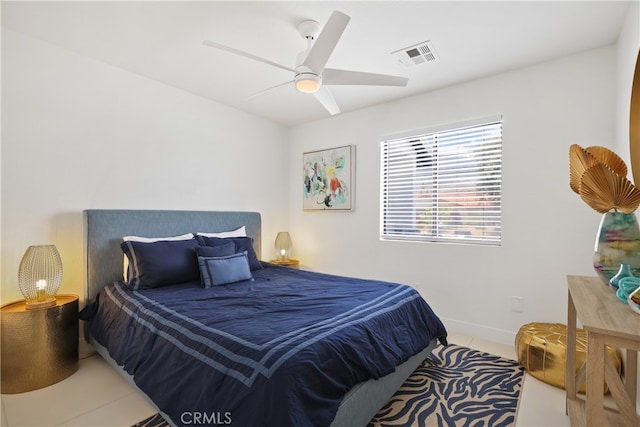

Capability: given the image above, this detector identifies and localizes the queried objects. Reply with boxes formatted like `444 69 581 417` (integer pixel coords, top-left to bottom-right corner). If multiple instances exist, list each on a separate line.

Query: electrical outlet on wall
511 296 524 313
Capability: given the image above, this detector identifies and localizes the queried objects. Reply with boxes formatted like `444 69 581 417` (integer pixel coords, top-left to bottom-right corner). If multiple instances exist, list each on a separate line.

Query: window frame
380 115 503 247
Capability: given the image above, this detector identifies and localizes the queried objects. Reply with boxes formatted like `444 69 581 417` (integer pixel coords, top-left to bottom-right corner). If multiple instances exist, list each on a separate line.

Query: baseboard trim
440 316 516 346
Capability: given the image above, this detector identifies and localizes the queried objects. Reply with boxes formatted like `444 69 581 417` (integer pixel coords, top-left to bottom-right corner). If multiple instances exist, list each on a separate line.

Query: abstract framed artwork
303 145 353 211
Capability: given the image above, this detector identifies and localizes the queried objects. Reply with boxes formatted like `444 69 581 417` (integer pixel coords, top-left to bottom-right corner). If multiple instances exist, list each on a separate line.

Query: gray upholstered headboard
83 209 261 302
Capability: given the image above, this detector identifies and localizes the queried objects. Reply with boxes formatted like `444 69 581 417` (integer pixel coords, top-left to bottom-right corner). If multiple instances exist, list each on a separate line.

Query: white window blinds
380 117 502 246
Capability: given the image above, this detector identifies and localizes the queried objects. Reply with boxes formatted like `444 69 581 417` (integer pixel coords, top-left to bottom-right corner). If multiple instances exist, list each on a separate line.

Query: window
380 117 502 246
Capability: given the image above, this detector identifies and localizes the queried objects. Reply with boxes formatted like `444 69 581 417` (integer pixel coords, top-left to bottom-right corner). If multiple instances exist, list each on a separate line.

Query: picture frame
303 145 354 211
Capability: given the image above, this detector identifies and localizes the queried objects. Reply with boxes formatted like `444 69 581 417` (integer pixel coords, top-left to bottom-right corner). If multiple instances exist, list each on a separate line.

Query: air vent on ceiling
391 40 438 67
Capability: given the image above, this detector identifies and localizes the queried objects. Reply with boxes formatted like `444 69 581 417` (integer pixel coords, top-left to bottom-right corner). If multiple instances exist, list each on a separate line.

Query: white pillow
196 226 246 238
122 233 195 280
123 233 194 242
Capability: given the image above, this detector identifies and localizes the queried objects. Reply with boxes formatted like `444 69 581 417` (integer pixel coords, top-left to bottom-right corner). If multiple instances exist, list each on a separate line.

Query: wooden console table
566 275 640 426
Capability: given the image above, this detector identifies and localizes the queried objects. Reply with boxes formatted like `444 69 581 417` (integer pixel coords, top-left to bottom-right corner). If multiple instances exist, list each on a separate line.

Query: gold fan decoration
569 144 640 214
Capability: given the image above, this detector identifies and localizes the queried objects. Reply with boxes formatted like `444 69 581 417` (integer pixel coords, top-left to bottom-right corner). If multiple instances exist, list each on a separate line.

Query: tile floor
1 331 571 427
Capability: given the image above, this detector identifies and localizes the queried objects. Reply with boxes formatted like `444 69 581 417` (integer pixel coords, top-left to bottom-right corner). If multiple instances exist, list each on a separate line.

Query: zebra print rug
369 344 525 426
132 413 167 427
132 344 524 427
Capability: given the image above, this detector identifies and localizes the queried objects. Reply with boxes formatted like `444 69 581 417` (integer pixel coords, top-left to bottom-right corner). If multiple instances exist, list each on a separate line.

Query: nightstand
269 259 300 269
1 294 79 394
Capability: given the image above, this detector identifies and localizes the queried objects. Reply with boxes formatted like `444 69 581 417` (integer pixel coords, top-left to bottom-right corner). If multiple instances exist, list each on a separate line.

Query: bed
81 209 447 427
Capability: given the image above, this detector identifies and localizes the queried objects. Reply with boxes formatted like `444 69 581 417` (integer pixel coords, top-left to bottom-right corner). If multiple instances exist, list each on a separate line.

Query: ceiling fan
203 10 408 115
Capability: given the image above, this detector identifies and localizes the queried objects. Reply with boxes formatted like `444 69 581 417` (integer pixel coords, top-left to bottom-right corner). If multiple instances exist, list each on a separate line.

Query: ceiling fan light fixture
295 73 321 93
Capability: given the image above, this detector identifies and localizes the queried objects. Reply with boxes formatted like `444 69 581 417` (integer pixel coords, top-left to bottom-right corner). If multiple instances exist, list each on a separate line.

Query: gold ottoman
515 322 620 393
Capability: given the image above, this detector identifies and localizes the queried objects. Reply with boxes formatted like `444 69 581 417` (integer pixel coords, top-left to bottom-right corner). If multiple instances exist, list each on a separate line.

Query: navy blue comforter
82 264 447 426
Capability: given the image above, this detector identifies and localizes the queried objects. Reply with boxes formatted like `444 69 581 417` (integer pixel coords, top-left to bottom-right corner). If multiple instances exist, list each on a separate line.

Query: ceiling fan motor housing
297 20 321 40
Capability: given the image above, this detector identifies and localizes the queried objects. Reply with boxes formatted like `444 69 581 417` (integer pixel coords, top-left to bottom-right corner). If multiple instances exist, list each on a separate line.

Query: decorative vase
593 211 640 284
628 286 640 314
616 277 640 303
609 263 634 289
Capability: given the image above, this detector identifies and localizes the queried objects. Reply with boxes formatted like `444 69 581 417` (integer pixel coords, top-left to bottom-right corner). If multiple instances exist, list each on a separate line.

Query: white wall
289 46 616 345
0 29 290 304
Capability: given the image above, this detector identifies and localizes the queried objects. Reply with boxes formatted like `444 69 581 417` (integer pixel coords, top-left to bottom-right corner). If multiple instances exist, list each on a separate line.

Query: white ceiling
1 1 633 127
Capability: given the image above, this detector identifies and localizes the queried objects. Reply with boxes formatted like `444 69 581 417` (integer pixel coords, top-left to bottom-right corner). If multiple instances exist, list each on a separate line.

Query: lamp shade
18 245 62 309
274 232 292 261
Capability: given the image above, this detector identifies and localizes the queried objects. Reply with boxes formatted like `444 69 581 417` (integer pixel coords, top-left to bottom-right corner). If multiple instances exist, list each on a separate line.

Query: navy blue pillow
198 252 253 287
121 238 201 290
195 243 235 258
195 243 235 285
197 236 263 271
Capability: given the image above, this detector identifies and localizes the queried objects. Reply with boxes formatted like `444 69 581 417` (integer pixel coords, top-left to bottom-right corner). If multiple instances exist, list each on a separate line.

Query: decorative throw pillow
195 243 235 284
196 236 263 271
121 238 201 290
198 251 253 287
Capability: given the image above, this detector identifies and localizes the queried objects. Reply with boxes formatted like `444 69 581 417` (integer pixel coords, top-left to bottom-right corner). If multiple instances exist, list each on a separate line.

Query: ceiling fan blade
323 68 409 87
313 86 341 115
301 11 350 74
203 40 297 73
248 80 294 99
